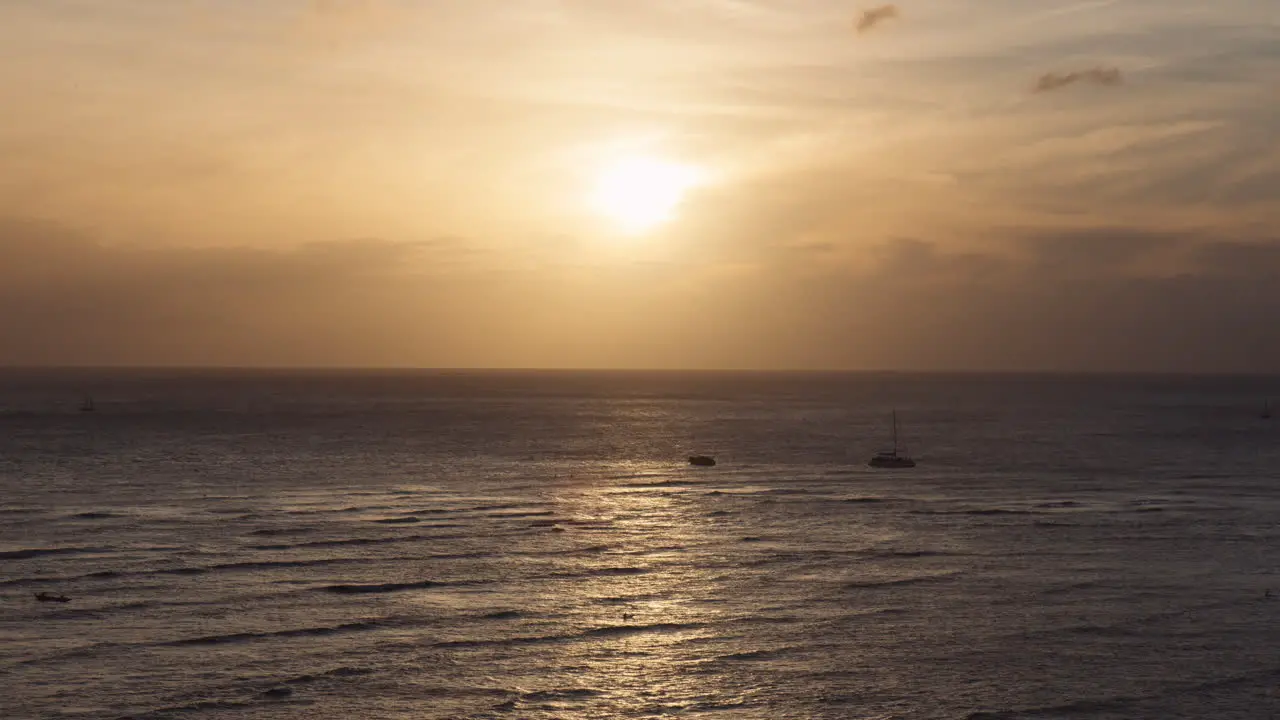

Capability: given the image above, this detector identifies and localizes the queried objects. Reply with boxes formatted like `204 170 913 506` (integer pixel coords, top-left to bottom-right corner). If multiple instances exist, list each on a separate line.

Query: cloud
735 230 1280 372
309 0 389 25
855 5 899 34
1034 67 1123 93
0 219 489 367
300 0 402 50
0 218 776 369
2 216 1280 371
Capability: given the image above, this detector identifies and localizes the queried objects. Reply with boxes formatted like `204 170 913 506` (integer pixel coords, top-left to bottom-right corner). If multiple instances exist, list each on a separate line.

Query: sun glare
590 157 703 234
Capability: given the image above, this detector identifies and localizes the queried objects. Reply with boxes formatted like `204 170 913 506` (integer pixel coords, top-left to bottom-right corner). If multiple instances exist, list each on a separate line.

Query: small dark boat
868 450 916 469
868 410 916 469
34 592 71 603
1262 400 1271 420
688 455 716 467
80 396 95 412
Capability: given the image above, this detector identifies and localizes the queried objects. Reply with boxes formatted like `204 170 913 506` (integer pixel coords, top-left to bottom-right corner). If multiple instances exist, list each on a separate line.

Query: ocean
3 369 1279 719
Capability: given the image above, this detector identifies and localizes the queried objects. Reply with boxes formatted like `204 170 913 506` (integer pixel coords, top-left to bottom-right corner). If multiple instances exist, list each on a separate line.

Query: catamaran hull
868 457 916 468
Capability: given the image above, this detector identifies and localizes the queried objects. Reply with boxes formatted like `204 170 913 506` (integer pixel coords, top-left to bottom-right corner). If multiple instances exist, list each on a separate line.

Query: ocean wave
910 508 1040 517
372 516 422 524
285 504 394 515
467 503 540 513
248 527 319 536
283 665 376 684
614 544 687 556
436 621 705 650
477 610 525 620
16 640 118 666
105 597 235 612
965 695 1134 719
846 573 960 589
251 533 467 551
548 566 650 579
0 546 112 560
596 593 665 604
319 579 444 594
521 688 601 702
417 551 496 561
4 558 361 586
868 549 960 558
209 558 354 572
555 518 616 528
121 699 258 719
713 647 792 662
1040 580 1102 595
0 573 82 587
966 664 1280 719
260 686 293 699
157 567 209 576
434 634 563 650
167 620 383 646
740 614 802 624
580 622 704 638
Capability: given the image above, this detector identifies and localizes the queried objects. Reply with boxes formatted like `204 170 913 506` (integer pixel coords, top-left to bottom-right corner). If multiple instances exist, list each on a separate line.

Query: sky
0 0 1277 371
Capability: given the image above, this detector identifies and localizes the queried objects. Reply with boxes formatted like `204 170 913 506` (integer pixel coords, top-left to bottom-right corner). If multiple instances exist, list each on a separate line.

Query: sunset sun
589 157 703 234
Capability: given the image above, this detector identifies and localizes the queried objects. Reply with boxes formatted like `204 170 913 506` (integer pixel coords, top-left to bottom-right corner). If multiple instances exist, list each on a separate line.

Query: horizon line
2 365 1279 377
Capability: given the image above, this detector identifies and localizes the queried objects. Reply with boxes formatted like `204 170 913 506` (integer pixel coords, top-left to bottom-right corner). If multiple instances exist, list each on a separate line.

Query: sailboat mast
891 410 898 453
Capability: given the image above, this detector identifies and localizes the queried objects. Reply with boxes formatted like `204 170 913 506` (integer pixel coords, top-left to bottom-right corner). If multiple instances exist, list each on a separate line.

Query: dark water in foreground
2 370 1280 719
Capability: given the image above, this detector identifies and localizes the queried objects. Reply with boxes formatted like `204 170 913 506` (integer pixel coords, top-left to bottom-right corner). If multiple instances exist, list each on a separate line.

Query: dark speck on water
3 369 1280 718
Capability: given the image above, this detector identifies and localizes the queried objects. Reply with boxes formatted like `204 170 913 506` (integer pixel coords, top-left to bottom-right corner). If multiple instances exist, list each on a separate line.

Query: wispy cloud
302 0 399 49
1034 67 1124 92
855 5 899 34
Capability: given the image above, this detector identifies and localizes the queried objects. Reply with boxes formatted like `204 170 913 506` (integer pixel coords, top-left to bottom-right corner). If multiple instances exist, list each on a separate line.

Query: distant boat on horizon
1262 400 1271 420
868 410 916 469
80 396 95 412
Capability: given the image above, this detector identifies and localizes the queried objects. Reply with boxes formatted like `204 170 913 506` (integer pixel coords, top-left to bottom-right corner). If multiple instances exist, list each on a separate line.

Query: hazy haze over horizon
2 0 1278 372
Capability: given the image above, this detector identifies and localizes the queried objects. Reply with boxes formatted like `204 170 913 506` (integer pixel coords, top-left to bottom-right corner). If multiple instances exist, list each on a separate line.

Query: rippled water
3 370 1280 719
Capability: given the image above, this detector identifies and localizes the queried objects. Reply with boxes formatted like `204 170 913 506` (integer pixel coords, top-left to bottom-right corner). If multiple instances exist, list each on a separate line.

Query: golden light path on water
532 464 744 715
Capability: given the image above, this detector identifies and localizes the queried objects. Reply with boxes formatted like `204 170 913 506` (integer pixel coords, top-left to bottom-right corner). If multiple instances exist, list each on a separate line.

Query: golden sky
1 0 1277 370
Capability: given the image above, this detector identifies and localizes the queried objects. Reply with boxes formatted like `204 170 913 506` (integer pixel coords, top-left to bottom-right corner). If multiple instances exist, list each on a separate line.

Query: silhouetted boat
1262 400 1271 420
80 396 95 412
688 455 716 467
868 411 915 468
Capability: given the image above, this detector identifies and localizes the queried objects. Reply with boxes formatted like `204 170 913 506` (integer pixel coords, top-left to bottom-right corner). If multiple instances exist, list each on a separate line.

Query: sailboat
80 396 95 412
868 410 915 468
1262 400 1271 420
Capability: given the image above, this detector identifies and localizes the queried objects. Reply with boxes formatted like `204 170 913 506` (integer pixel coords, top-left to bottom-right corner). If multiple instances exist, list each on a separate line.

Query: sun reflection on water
502 472 765 716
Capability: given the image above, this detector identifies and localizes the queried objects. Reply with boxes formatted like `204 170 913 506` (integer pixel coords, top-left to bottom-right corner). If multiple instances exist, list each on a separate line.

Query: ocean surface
3 369 1280 720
